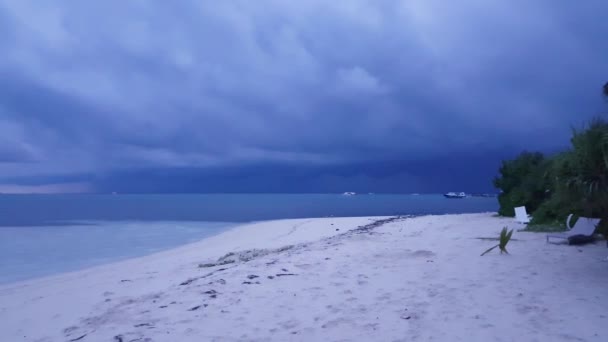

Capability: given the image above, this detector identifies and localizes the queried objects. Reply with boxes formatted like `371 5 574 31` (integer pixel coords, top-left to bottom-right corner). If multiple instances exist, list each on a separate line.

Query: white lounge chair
546 214 600 243
514 206 531 224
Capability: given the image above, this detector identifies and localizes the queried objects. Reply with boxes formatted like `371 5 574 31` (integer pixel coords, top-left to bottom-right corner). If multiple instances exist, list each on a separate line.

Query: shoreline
0 216 393 290
0 220 241 286
1 213 607 341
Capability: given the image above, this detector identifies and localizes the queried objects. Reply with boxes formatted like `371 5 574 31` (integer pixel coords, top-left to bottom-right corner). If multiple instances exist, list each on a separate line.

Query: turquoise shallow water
0 194 497 284
0 221 235 284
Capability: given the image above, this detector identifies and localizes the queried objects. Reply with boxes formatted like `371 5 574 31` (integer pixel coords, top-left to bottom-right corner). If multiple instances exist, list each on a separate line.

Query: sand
0 213 607 342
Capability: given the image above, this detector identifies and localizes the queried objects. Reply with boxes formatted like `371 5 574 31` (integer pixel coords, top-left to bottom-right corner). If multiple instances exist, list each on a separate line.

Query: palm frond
480 245 499 256
481 227 513 256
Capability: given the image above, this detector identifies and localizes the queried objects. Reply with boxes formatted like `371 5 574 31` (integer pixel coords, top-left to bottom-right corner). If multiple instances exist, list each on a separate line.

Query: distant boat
343 192 356 196
444 192 466 199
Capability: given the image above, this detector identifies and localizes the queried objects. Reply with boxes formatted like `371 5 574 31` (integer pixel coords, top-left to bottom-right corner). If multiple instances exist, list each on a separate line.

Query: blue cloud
0 0 607 191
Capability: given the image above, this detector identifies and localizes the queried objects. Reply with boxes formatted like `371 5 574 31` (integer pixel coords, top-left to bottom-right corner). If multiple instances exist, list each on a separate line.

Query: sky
0 0 607 193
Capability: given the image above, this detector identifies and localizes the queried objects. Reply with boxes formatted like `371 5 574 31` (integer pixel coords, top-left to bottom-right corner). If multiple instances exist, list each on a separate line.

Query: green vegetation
494 83 608 235
520 223 566 233
481 227 514 256
494 151 551 217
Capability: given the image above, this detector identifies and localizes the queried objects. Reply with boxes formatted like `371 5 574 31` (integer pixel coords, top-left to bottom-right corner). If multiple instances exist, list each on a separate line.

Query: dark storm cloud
0 0 607 191
0 142 33 162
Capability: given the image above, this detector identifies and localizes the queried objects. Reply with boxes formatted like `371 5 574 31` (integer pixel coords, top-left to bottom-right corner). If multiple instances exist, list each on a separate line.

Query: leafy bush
530 120 608 227
495 84 608 236
494 152 552 216
494 120 608 227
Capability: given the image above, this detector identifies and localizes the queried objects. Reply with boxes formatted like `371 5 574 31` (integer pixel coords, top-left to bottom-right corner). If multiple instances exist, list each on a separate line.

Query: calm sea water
0 194 497 283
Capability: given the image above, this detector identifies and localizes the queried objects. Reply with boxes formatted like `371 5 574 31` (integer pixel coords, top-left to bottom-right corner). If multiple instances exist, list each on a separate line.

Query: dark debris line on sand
188 305 208 311
179 266 236 286
69 334 87 342
347 216 408 235
181 216 407 287
62 217 408 342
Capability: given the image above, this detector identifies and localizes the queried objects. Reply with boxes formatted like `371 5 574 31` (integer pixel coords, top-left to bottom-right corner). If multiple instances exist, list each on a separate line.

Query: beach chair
546 214 600 244
514 206 531 224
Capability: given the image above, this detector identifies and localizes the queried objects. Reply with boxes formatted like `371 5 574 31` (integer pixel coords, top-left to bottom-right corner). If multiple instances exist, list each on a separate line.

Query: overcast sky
1 0 607 193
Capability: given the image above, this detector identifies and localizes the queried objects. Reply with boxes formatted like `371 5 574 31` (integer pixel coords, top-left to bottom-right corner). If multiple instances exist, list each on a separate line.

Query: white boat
342 192 356 196
444 192 466 198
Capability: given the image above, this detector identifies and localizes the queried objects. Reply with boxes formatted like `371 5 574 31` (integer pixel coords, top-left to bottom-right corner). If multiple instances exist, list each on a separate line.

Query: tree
560 119 608 217
498 83 608 236
531 118 608 231
494 152 551 216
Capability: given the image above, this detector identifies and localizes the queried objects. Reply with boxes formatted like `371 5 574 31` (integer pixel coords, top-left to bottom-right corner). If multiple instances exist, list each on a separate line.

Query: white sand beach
1 213 607 342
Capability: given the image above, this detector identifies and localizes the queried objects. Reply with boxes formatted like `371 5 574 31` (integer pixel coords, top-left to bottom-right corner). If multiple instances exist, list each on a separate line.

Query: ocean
0 194 497 284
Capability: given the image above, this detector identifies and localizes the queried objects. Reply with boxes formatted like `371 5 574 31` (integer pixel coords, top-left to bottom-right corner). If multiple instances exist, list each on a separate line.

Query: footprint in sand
305 286 324 292
426 288 439 298
294 263 314 270
325 305 341 314
375 292 391 301
516 304 547 315
321 317 351 329
278 319 300 330
356 304 369 313
363 322 380 331
410 250 435 258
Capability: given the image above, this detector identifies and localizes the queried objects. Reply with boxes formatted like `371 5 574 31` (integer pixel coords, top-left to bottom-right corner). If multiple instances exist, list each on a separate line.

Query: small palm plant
481 227 514 256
